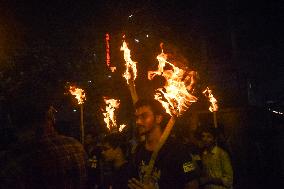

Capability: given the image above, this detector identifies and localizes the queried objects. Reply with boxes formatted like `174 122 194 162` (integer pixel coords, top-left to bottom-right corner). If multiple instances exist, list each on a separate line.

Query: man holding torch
128 99 199 189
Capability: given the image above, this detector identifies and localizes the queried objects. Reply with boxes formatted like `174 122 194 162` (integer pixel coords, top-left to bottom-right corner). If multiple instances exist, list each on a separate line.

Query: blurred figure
1 80 88 189
85 133 101 189
199 127 233 189
101 133 135 189
26 106 88 189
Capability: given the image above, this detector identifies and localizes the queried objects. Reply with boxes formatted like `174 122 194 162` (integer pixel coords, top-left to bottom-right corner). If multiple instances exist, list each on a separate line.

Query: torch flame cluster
120 41 137 84
149 44 198 116
69 86 86 104
102 97 126 132
203 87 218 112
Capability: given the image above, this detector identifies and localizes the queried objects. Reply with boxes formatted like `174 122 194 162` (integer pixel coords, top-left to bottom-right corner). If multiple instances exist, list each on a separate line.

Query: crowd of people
1 98 233 189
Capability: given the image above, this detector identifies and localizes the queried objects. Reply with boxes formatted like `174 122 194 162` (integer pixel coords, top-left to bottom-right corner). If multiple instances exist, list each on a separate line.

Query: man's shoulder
214 146 230 158
163 138 193 155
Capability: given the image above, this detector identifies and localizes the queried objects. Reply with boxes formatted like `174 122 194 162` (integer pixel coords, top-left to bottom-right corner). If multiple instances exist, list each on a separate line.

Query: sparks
69 86 86 105
203 87 218 112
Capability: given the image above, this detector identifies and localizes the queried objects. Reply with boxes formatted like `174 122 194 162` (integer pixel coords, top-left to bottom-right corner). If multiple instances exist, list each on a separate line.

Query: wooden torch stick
128 79 138 105
145 116 176 180
213 111 218 128
80 104 85 144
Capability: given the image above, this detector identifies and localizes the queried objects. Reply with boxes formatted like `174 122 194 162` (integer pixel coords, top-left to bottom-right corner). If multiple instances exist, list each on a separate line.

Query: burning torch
120 38 138 104
69 86 86 144
203 87 218 128
102 97 126 133
146 44 198 179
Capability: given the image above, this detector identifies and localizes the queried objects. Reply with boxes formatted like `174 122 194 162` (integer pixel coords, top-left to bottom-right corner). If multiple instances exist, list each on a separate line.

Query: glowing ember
103 98 120 131
69 86 86 104
203 87 218 112
110 66 117 72
150 44 197 116
120 41 137 84
119 124 126 132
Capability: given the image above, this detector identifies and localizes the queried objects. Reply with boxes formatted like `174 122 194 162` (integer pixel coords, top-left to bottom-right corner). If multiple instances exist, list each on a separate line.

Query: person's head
101 133 128 163
200 126 217 148
134 99 168 136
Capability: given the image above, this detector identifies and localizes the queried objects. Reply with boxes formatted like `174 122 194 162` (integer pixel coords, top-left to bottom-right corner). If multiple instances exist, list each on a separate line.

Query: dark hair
134 98 170 129
102 133 128 155
135 98 166 116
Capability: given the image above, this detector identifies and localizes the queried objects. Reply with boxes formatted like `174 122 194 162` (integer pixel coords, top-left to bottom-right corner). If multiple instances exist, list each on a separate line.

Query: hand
128 178 156 189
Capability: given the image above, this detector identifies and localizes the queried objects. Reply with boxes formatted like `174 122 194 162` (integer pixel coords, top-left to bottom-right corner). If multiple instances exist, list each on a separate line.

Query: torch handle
128 79 138 104
80 104 84 144
213 111 218 128
145 116 176 179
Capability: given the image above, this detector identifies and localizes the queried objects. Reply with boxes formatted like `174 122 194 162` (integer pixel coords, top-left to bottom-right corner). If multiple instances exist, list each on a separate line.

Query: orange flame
119 124 126 132
110 66 117 72
69 86 86 104
103 98 120 131
203 87 218 112
120 41 137 84
150 44 197 116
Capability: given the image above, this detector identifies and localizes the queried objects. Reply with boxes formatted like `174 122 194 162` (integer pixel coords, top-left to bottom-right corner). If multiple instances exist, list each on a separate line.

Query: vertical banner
105 33 111 67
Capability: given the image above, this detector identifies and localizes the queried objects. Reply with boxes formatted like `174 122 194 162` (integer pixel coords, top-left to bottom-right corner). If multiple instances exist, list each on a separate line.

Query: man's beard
137 124 156 136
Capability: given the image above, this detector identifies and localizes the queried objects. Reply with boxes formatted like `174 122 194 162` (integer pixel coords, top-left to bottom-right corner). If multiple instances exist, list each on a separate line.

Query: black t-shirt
104 161 136 189
134 138 199 189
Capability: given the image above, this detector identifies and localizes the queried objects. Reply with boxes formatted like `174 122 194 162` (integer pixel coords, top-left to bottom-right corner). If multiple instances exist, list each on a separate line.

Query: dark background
0 0 283 188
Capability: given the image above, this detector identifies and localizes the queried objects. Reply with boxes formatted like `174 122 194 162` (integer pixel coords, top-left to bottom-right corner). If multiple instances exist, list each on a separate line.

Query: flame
103 98 120 131
119 124 126 132
150 44 198 116
69 86 86 104
110 66 117 72
120 41 137 84
203 87 218 112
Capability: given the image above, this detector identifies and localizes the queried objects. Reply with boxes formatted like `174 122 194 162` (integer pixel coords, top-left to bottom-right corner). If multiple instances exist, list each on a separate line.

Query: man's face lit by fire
135 105 161 136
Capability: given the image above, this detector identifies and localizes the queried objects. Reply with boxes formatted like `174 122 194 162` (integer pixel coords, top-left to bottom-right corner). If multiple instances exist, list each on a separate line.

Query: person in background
2 82 88 189
199 126 233 189
101 132 135 189
85 133 101 189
